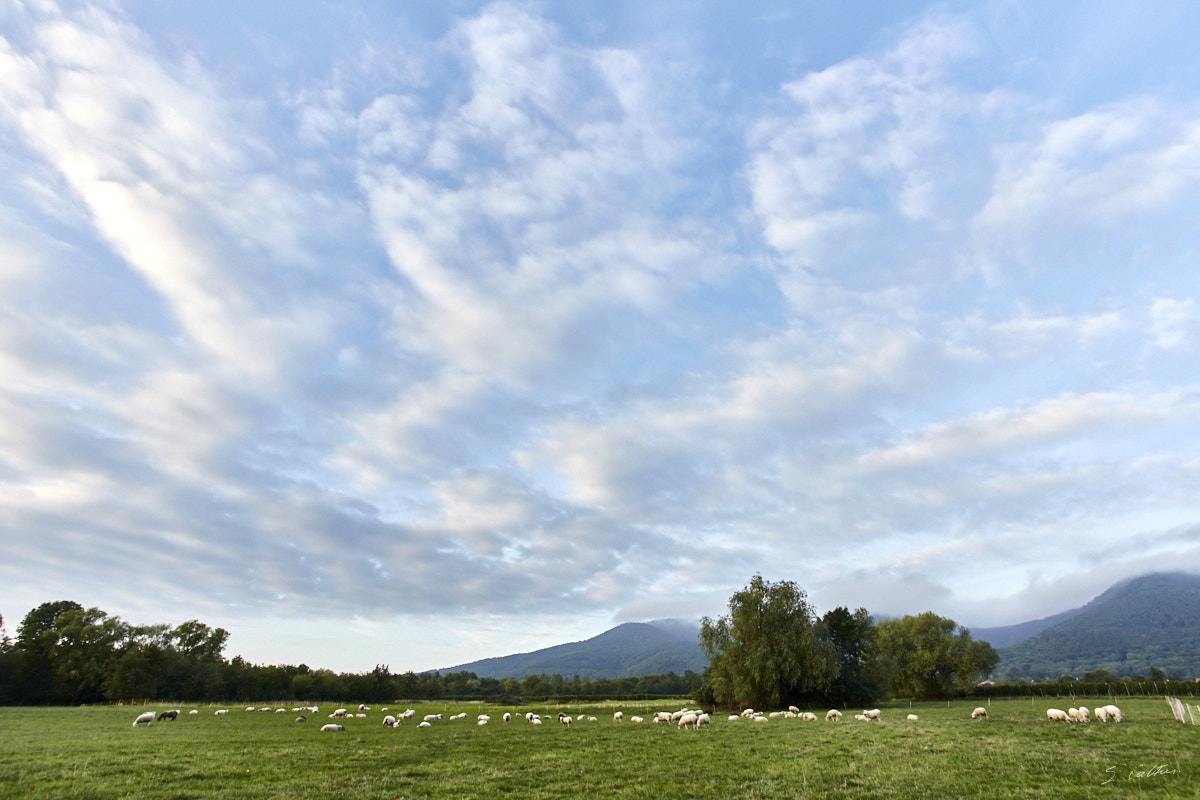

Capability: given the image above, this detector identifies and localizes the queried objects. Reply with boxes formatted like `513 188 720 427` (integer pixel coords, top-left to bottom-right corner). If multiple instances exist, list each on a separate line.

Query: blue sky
2 0 1199 673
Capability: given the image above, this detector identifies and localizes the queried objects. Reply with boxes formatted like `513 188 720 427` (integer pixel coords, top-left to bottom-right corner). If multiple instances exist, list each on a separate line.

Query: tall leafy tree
818 606 887 706
14 600 85 703
875 612 998 700
699 575 835 709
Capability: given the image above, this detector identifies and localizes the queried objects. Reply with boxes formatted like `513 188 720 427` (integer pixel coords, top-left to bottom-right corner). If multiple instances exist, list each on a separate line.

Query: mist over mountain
989 572 1200 679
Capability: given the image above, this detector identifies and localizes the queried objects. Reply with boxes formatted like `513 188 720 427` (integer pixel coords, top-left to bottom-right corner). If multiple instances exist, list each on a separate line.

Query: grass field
0 697 1196 799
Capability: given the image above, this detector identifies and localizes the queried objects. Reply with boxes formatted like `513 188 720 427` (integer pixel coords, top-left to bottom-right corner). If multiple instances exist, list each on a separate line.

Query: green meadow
1 698 1195 799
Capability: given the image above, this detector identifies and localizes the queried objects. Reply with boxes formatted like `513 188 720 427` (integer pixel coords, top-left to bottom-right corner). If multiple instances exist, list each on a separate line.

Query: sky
2 0 1200 674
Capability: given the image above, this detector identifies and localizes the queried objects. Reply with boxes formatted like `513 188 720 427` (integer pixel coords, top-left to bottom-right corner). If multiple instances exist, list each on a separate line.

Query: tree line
0 601 701 705
694 575 999 708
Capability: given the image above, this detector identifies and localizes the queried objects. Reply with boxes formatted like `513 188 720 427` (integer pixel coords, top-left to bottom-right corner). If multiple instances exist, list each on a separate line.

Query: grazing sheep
1046 708 1071 723
359 704 370 711
728 714 740 721
330 708 348 718
503 713 511 724
558 713 572 728
530 717 542 725
629 716 644 723
188 710 199 716
1094 706 1108 722
296 716 307 723
418 721 432 728
1101 704 1122 722
654 712 673 723
864 708 881 720
613 711 623 722
826 709 842 721
477 719 488 726
320 723 344 732
423 714 441 722
741 708 755 718
971 707 987 719
677 713 699 729
802 712 818 722
907 714 919 721
133 712 155 727
788 705 800 714
157 710 179 721
382 715 397 727
1078 707 1090 722
696 713 711 727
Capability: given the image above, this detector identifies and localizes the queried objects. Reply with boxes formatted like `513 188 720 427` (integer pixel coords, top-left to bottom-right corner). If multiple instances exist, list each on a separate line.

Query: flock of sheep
131 701 1126 730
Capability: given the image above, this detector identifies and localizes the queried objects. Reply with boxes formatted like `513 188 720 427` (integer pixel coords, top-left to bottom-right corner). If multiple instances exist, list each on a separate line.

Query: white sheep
382 715 397 727
826 709 842 721
214 709 229 716
418 721 432 728
613 711 623 722
697 713 710 727
629 716 644 723
477 718 488 726
330 708 348 718
320 723 344 732
558 713 572 727
741 708 755 718
296 716 307 723
1046 708 1071 723
1101 704 1122 722
1094 706 1108 722
531 717 542 725
864 708 881 720
132 712 155 727
677 713 699 729
971 707 987 719
802 712 818 721
188 710 199 716
907 714 919 721
728 714 740 721
788 705 800 714
1078 706 1090 722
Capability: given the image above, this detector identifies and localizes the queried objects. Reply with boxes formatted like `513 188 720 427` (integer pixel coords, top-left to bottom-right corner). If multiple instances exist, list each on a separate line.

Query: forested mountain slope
992 572 1200 679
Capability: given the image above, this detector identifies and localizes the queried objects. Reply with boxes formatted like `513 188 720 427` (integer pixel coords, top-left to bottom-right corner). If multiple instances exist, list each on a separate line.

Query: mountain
991 572 1200 680
968 607 1085 649
436 619 705 679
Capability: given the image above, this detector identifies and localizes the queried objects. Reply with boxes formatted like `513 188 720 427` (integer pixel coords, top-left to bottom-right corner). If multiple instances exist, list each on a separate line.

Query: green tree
875 612 998 700
818 606 887 705
698 575 835 709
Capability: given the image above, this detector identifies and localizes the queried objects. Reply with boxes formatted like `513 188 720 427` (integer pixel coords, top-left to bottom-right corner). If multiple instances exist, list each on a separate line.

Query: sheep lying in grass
214 709 229 716
133 712 154 727
907 714 919 721
320 723 344 732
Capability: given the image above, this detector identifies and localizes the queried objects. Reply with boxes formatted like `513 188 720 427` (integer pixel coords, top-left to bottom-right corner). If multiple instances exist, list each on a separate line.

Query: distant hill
436 619 705 679
969 607 1085 649
991 572 1200 680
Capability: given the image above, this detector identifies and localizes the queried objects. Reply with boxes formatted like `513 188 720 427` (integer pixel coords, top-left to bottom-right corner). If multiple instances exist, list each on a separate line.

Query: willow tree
698 575 835 709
